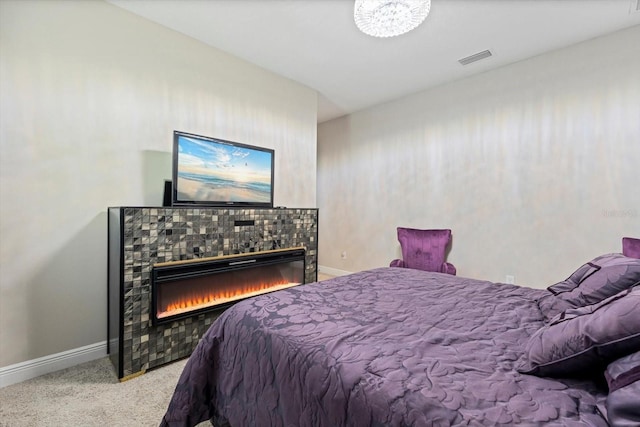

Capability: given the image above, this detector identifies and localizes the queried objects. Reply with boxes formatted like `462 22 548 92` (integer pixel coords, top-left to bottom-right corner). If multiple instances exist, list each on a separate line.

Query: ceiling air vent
458 49 492 66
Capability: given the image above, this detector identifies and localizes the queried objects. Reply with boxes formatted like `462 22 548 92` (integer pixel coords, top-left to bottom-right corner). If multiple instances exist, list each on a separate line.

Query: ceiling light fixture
354 0 431 38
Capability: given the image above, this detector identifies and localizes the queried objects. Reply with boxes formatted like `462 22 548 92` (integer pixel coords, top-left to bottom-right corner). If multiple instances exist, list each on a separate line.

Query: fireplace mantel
107 206 318 380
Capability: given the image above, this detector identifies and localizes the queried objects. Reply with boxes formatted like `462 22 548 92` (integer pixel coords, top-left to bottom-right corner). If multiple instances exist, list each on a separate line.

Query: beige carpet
0 356 209 427
0 274 337 427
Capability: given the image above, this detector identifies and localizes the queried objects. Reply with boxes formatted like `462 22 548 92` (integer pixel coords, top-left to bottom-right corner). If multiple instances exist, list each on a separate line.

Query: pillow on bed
536 294 574 321
545 253 611 295
519 286 640 378
604 350 640 426
538 253 640 316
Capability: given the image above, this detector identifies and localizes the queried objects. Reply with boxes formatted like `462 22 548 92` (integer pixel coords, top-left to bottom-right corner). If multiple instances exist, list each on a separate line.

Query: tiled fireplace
107 207 318 380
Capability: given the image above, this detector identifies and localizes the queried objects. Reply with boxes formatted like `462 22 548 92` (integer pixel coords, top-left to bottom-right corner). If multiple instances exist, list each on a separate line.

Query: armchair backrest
623 237 640 259
397 227 452 273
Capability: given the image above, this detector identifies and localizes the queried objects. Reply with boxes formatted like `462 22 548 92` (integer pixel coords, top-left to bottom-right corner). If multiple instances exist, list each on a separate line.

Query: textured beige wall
0 0 317 367
318 25 640 287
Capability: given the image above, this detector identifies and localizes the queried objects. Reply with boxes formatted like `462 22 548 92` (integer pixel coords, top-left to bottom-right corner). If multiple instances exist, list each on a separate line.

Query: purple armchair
623 237 640 259
390 227 456 275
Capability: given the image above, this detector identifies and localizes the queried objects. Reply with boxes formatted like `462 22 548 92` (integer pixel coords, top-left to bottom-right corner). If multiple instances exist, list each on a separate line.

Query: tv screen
172 131 274 208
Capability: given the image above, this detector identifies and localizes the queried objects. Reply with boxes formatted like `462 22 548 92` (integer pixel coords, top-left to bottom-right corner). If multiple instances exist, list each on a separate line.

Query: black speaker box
162 180 172 207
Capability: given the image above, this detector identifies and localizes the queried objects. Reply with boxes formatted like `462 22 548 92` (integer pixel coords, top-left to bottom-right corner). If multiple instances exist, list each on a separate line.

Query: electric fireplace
108 206 318 380
151 248 305 325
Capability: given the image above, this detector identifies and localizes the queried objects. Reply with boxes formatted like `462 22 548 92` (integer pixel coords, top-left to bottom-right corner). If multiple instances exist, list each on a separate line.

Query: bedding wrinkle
161 267 609 427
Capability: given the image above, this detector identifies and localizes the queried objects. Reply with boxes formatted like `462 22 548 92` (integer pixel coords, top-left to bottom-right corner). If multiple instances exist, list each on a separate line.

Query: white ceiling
108 0 640 123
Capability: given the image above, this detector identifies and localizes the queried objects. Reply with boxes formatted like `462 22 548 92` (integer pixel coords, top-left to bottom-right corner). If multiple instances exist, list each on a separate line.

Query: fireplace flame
158 279 300 319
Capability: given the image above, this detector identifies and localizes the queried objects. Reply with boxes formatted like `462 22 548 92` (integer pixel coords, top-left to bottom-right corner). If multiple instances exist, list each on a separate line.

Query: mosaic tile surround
107 207 318 379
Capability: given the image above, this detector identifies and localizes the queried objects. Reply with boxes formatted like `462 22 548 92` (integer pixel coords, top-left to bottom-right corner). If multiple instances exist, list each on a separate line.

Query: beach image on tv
176 135 272 204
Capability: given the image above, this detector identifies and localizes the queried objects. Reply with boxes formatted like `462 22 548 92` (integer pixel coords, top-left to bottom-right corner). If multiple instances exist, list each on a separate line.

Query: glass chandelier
354 0 431 38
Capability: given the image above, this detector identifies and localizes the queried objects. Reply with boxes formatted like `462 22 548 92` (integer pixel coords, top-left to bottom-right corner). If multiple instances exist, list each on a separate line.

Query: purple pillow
604 350 640 426
396 228 451 273
536 294 574 321
537 254 640 320
623 237 640 259
520 287 640 377
545 254 609 296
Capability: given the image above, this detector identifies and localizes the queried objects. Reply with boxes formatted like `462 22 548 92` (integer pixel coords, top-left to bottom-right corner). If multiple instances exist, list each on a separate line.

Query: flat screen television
172 131 274 208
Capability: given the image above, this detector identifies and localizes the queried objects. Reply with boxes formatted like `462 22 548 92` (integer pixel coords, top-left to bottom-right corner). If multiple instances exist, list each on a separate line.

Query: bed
160 254 640 427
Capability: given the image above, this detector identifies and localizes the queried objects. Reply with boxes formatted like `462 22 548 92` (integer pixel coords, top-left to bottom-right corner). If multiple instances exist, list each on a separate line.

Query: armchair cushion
392 228 454 274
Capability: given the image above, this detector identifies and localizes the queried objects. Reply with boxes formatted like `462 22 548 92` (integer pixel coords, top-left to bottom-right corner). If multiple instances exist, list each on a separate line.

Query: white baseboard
0 341 107 388
0 267 352 389
318 265 353 277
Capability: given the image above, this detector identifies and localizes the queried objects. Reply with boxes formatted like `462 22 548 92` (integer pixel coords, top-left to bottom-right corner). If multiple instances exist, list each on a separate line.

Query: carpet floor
0 356 209 427
0 274 337 427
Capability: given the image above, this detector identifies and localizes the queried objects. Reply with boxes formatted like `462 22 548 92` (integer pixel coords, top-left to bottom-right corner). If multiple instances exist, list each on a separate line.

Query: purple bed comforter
161 267 607 427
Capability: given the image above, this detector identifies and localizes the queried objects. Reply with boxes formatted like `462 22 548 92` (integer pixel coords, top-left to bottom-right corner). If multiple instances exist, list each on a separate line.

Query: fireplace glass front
151 248 305 324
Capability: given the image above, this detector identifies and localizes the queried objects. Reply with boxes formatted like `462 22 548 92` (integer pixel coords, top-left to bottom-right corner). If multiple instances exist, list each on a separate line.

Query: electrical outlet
506 275 515 284
341 251 347 260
